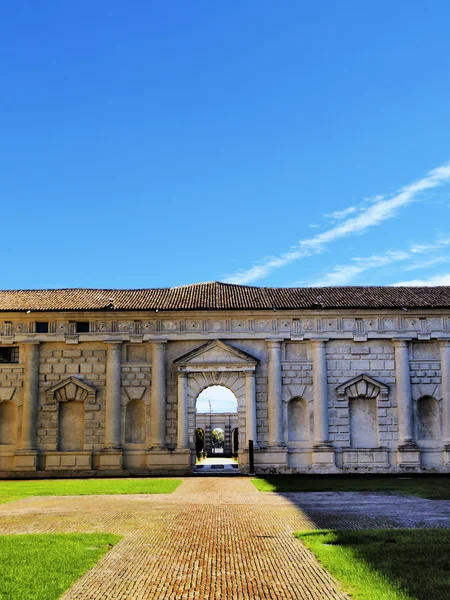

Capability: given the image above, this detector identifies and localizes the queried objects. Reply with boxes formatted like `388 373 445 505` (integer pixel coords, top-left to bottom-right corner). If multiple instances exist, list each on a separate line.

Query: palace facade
0 281 450 475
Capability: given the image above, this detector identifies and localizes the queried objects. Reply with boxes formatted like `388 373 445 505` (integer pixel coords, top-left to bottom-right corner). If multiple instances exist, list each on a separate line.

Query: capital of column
152 340 168 349
21 340 41 346
266 339 283 349
310 339 329 348
393 338 412 348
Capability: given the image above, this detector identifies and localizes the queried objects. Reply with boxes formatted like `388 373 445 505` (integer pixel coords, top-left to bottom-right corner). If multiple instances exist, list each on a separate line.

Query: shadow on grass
297 528 450 600
252 474 450 499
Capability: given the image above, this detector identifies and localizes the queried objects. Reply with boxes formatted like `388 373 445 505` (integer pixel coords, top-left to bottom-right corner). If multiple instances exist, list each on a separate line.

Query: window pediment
336 373 389 399
174 339 258 372
45 376 96 404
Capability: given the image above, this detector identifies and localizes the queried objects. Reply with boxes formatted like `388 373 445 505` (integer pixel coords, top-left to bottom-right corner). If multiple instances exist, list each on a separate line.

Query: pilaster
245 371 257 449
267 340 284 447
393 339 420 468
311 339 335 470
439 339 450 465
100 341 123 470
150 341 167 449
15 340 40 470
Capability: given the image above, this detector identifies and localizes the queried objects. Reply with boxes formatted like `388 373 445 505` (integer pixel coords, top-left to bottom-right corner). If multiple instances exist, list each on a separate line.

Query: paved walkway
0 478 449 599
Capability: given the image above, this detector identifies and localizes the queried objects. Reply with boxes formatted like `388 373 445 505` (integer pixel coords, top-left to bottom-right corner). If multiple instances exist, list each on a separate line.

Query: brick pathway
1 478 449 599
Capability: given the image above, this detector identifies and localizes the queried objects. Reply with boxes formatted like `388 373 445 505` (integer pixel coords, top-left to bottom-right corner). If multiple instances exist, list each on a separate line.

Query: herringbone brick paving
1 477 449 599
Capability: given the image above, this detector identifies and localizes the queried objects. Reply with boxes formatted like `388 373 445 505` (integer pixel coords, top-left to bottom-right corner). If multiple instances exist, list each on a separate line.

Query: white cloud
402 256 449 271
307 238 450 287
393 273 450 286
324 206 357 220
224 162 450 285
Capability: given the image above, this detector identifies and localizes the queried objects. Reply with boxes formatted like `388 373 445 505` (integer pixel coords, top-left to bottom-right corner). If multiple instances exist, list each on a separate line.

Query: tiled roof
0 281 449 312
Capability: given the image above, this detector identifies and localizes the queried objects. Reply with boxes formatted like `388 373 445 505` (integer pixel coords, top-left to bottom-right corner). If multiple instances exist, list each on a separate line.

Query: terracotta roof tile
0 281 449 312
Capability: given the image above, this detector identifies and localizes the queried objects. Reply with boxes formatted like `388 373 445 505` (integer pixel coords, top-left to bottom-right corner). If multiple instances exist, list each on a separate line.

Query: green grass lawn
0 478 183 504
0 533 121 600
252 475 450 499
296 529 450 600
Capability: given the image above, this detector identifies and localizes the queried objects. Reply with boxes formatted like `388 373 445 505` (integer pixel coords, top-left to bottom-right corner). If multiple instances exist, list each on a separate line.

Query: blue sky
2 1 450 290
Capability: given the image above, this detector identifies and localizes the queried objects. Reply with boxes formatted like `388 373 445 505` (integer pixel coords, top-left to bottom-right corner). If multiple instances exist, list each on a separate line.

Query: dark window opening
0 347 19 364
75 322 90 333
35 322 49 333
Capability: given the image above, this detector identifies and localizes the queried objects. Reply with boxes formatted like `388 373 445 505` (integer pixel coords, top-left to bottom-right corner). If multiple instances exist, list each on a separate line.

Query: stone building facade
0 281 450 475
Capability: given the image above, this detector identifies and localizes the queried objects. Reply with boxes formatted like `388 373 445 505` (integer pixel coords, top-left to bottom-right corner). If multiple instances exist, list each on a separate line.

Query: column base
254 446 287 471
98 448 123 470
397 442 420 469
43 451 92 471
146 447 171 469
312 443 337 471
14 450 37 471
443 443 450 466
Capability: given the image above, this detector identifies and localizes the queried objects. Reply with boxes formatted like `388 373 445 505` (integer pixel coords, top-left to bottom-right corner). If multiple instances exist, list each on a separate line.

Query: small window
0 347 19 364
75 322 90 333
35 322 49 333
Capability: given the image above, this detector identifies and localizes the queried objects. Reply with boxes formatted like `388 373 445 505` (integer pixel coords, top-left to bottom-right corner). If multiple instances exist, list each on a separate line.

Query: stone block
63 350 82 358
14 452 37 471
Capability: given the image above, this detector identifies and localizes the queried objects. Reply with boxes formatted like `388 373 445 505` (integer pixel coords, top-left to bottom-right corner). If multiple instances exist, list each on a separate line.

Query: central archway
195 385 238 459
173 339 259 473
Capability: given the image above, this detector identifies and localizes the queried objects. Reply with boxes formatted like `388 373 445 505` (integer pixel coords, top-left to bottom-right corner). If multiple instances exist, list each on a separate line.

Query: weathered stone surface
0 301 449 474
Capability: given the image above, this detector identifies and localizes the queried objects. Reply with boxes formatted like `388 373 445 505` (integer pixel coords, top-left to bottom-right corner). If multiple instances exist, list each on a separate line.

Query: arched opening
125 400 146 444
288 397 309 442
195 428 205 459
232 427 239 455
195 385 239 470
417 396 440 441
196 385 238 413
211 428 225 454
0 401 17 445
58 401 85 452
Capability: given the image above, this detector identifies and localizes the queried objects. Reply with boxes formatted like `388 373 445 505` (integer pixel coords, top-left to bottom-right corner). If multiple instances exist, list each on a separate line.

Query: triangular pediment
336 373 389 399
174 340 258 367
45 376 97 403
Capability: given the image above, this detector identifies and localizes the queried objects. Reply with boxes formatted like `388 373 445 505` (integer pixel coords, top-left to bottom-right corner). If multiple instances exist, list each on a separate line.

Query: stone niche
42 376 95 471
336 374 390 470
416 396 441 442
287 397 310 442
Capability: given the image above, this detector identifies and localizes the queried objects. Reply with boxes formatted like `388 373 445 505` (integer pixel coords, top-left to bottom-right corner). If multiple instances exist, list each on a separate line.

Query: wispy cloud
307 238 450 287
324 206 358 220
402 256 449 271
393 273 450 286
224 163 450 285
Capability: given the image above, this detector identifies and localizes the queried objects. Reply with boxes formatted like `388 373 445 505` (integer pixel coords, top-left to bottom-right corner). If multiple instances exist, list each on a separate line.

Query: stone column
225 415 231 455
311 339 335 470
150 341 167 448
311 340 330 446
104 341 122 449
394 339 419 467
245 371 257 448
20 341 40 450
177 372 189 449
204 416 212 454
267 340 284 446
393 339 415 446
439 340 450 462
